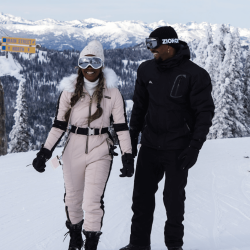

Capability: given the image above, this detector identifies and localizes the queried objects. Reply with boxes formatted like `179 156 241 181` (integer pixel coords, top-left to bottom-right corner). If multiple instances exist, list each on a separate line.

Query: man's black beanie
149 26 179 49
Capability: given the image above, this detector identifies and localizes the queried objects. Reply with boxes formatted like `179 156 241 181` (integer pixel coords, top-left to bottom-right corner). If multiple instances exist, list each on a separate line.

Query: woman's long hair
64 68 104 124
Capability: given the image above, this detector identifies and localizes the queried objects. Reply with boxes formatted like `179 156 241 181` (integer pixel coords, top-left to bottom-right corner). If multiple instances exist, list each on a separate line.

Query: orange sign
1 45 36 54
2 37 36 46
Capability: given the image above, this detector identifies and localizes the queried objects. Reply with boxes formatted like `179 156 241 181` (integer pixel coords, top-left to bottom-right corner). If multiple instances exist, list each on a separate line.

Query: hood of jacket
59 67 118 93
156 40 190 71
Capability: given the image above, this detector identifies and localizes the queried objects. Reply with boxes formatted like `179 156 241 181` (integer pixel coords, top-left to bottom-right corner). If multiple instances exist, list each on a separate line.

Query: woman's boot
83 230 102 250
64 220 84 250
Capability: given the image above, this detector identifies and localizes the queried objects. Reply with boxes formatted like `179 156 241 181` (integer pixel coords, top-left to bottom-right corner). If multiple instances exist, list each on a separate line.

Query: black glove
129 129 139 158
32 145 52 173
178 146 200 170
120 153 134 177
109 145 118 157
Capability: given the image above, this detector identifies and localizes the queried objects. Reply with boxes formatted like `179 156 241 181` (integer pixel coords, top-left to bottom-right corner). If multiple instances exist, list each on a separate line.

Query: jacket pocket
170 74 187 98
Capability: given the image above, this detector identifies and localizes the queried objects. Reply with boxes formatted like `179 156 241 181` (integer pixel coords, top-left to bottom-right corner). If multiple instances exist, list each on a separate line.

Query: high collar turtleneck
83 77 99 96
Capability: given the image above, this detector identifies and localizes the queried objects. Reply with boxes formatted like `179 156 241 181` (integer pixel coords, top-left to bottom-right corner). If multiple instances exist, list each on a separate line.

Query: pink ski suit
44 67 132 231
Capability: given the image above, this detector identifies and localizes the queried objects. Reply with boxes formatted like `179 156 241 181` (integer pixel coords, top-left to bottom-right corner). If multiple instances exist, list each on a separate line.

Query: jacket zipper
144 112 148 129
185 122 190 131
85 96 93 154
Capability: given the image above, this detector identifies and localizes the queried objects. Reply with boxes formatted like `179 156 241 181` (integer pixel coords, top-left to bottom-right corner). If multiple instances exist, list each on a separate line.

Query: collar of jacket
156 40 191 72
59 67 118 93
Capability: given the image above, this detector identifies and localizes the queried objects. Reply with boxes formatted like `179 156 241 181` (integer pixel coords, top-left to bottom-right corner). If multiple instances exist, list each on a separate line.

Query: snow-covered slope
0 52 22 79
1 137 250 250
1 13 250 50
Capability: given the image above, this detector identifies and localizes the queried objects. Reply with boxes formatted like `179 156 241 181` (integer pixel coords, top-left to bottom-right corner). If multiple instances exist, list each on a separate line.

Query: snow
1 13 250 50
122 60 146 67
0 52 23 80
125 100 133 112
1 137 250 249
18 49 47 63
35 124 46 130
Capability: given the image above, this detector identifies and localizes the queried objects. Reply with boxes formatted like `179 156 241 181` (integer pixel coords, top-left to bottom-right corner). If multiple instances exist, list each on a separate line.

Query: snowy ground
1 137 250 250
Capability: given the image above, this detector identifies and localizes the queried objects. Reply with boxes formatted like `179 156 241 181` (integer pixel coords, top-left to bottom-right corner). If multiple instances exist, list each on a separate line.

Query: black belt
71 125 109 136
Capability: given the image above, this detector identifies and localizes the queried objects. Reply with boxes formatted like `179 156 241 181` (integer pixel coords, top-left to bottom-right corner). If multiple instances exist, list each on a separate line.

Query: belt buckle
88 127 95 136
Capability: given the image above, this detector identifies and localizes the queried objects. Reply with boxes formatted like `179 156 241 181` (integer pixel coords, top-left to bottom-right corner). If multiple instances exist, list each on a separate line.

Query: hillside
0 137 250 249
0 46 151 148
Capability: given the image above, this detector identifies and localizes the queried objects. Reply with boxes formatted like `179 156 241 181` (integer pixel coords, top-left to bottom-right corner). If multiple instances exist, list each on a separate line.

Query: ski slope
0 137 250 250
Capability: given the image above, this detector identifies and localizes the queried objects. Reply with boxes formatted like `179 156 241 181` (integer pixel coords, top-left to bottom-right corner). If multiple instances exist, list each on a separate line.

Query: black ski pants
130 145 189 248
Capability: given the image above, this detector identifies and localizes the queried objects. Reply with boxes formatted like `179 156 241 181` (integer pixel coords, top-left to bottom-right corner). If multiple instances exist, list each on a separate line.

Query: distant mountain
1 13 250 50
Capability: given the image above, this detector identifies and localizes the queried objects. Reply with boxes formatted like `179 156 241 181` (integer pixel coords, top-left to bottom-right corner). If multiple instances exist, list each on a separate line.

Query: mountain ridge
0 12 250 50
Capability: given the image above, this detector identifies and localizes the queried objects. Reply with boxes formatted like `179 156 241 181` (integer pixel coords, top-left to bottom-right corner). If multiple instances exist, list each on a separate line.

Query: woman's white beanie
79 40 104 62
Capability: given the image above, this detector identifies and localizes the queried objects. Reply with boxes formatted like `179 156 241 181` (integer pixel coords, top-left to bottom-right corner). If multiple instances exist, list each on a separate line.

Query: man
120 26 215 250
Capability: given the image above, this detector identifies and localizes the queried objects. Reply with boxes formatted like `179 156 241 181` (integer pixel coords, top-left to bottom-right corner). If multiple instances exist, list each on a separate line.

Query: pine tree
207 24 230 139
229 28 249 136
0 80 7 155
244 49 250 126
210 28 249 138
209 31 234 138
9 80 31 153
204 24 215 87
194 23 213 68
213 24 230 87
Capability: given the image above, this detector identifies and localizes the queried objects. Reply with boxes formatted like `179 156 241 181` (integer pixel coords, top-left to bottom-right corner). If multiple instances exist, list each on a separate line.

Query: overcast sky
2 0 250 29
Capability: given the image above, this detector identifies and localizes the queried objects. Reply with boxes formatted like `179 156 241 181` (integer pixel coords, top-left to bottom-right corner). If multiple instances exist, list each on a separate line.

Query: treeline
0 45 152 149
1 25 249 151
191 24 250 139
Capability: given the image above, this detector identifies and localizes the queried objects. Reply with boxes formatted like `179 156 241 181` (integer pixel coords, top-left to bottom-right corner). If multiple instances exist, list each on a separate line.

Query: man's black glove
120 153 134 177
32 145 52 173
129 129 139 158
178 146 200 170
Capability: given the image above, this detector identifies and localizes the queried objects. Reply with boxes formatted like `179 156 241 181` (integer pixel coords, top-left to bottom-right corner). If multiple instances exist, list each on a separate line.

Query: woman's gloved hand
109 145 118 157
120 153 134 177
32 145 52 173
178 146 200 170
129 129 139 158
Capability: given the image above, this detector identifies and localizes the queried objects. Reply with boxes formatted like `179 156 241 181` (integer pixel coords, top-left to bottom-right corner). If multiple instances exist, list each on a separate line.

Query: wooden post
0 79 7 155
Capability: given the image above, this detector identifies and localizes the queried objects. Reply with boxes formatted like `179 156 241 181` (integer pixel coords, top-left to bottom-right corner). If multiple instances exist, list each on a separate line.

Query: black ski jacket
130 41 215 150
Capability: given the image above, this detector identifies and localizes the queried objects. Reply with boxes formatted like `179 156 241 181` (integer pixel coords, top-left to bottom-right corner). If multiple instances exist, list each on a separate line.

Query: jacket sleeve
111 88 132 154
189 70 215 149
129 64 149 133
44 91 71 151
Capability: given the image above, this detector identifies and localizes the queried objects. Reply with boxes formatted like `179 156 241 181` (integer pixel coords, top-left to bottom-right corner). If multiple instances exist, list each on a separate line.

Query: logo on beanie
162 38 179 44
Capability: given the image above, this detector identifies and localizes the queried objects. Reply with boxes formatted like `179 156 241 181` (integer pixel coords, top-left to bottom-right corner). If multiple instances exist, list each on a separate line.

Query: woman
32 40 134 250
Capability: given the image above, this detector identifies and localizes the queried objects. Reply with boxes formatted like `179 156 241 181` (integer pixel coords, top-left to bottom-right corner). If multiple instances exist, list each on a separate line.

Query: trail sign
2 37 36 46
1 45 36 54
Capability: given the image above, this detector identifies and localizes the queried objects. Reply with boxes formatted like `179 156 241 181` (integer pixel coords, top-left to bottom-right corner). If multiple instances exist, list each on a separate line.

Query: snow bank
0 137 250 249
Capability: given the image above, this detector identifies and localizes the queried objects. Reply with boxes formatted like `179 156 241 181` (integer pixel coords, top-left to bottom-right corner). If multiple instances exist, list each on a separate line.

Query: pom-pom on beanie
79 40 104 62
149 26 179 49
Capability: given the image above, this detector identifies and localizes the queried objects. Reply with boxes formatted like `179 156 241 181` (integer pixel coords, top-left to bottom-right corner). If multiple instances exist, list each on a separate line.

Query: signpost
1 36 38 57
1 45 36 54
2 37 36 46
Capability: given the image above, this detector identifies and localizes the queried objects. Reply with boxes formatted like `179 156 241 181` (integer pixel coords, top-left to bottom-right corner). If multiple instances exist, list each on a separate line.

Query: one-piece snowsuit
44 68 132 231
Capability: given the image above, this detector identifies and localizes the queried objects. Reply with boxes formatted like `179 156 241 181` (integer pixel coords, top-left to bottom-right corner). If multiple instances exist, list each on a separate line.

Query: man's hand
129 129 139 158
32 145 52 173
178 146 199 170
120 153 134 177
